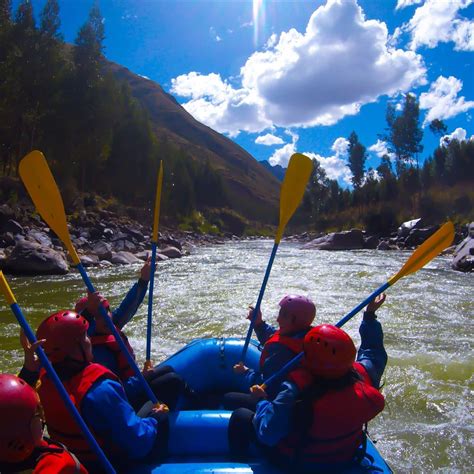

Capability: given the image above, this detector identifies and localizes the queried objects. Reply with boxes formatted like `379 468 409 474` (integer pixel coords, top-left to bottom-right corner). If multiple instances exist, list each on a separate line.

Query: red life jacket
34 438 88 474
38 363 119 464
90 329 136 380
259 330 305 370
279 362 385 465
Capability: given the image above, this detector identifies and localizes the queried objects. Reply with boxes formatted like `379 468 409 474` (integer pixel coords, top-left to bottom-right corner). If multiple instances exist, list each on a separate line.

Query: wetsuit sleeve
254 322 276 345
81 379 159 460
244 368 264 387
357 311 388 388
252 381 299 446
112 279 148 329
18 366 39 387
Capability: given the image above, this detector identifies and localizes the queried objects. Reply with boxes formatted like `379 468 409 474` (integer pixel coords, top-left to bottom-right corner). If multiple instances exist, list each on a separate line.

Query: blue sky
17 0 474 186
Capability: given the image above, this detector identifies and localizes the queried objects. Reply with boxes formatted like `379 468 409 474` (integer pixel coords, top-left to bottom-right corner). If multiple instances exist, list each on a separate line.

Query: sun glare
253 0 265 47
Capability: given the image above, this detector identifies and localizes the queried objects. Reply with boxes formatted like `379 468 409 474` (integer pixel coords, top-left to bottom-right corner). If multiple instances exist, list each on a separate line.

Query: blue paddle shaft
335 282 390 328
146 244 158 362
241 243 279 363
11 303 116 474
261 281 390 388
76 263 158 404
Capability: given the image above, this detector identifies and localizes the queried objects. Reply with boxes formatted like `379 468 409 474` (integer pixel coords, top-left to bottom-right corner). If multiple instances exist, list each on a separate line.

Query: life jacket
90 329 136 380
38 363 119 464
279 362 385 465
34 437 88 474
259 330 305 370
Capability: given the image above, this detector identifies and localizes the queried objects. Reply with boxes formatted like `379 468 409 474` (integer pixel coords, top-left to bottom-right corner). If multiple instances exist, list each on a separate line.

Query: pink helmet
36 311 89 363
279 294 316 328
75 296 110 318
0 374 41 462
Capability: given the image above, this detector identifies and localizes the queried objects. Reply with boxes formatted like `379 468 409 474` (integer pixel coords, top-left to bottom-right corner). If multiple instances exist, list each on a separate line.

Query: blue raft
129 338 392 473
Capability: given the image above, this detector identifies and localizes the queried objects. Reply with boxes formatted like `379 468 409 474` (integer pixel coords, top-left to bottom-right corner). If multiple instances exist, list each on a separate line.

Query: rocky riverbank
0 202 468 276
0 203 228 276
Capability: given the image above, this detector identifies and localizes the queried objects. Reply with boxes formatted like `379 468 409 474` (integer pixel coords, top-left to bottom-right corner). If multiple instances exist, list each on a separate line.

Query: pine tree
347 131 366 188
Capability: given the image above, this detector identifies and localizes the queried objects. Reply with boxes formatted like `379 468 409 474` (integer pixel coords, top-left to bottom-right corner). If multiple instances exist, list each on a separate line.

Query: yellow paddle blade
388 221 455 286
0 271 16 305
275 153 313 244
152 161 163 243
19 151 80 265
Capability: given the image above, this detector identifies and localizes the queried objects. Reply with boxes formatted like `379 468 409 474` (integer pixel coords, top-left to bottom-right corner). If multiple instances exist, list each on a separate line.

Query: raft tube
129 337 392 473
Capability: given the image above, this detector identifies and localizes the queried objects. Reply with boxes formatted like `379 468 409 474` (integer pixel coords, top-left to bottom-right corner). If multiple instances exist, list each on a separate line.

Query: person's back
36 310 169 471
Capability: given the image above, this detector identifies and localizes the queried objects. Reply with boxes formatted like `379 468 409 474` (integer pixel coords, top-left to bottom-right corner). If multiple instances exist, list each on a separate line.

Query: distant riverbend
0 240 472 471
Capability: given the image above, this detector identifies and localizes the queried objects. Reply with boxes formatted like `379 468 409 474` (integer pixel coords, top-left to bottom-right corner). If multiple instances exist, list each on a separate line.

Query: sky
17 0 474 187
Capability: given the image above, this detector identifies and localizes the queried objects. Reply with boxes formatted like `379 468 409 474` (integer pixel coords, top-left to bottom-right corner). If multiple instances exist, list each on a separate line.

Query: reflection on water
0 240 472 471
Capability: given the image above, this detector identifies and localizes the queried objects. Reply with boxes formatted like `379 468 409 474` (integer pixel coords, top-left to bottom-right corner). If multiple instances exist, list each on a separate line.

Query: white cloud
405 0 474 51
368 139 394 158
209 26 222 42
268 131 299 166
305 137 353 185
440 127 474 147
419 76 474 125
170 0 426 136
396 0 423 10
255 133 284 146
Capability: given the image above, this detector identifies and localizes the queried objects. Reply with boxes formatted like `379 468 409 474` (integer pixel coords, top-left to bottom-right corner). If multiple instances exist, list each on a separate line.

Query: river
0 240 472 472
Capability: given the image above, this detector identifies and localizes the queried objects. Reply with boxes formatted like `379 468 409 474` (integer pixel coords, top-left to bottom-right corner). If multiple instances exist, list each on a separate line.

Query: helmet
75 296 110 319
279 295 316 327
0 374 41 462
303 325 356 379
36 311 89 363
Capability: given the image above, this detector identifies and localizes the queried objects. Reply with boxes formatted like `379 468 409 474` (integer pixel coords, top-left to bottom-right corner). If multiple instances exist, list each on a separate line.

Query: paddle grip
76 264 158 404
11 303 116 474
241 243 279 363
146 243 158 362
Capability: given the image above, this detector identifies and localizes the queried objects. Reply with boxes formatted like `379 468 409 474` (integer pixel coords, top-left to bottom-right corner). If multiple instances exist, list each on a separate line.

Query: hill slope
108 63 280 222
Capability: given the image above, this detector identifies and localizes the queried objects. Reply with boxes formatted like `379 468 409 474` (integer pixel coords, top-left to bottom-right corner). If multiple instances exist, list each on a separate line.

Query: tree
347 131 366 188
429 119 447 137
384 94 423 175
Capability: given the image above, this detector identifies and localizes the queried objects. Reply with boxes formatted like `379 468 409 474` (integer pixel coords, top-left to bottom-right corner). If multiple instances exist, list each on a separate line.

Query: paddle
144 161 163 371
240 153 313 363
18 150 160 406
259 221 455 389
0 271 116 474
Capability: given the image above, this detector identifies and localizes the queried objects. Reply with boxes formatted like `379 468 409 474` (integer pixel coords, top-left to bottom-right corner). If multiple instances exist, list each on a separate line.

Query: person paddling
75 258 191 410
0 373 88 474
29 310 169 472
224 295 316 410
228 294 387 472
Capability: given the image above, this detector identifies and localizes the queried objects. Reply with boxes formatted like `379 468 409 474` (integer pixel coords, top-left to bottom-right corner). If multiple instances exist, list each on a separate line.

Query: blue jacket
253 312 387 446
244 322 308 398
89 279 148 400
81 378 159 461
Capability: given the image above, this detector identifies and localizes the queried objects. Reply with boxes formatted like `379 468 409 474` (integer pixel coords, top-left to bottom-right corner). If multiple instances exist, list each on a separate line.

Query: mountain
108 63 280 222
259 160 286 181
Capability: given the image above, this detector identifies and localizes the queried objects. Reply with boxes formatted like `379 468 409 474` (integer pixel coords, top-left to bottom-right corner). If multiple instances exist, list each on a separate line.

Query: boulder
0 232 15 248
0 249 6 269
364 235 379 249
397 218 422 239
110 251 142 265
452 223 474 272
158 246 182 259
404 225 439 248
80 255 100 267
302 229 365 250
27 230 53 248
91 242 113 261
4 240 68 275
1 219 23 235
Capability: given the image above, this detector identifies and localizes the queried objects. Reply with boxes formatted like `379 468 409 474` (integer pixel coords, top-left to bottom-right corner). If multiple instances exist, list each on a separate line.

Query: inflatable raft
129 338 392 473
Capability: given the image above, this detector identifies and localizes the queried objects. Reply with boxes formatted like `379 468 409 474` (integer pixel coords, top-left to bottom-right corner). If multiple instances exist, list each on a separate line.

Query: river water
0 240 472 472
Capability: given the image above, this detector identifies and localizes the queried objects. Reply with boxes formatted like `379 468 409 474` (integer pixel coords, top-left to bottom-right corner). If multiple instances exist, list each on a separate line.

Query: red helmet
36 311 89 363
279 294 316 327
75 296 110 318
0 374 41 462
303 325 356 379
